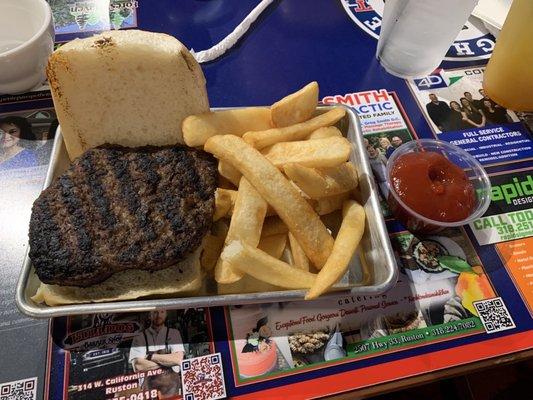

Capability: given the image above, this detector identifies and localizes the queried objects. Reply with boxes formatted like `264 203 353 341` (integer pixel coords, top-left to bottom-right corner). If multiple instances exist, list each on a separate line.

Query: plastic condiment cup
385 139 491 234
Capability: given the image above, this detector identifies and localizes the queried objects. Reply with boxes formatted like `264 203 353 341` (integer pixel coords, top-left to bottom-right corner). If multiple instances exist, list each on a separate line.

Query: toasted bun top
47 30 209 159
55 29 196 59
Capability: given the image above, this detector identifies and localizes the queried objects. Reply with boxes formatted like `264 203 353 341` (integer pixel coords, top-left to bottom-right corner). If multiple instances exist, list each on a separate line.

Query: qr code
474 297 516 334
181 353 226 400
0 377 37 400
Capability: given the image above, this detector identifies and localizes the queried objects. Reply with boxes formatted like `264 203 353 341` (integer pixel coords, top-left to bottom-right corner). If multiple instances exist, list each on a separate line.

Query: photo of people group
0 109 58 171
425 89 512 132
363 129 414 217
409 68 520 135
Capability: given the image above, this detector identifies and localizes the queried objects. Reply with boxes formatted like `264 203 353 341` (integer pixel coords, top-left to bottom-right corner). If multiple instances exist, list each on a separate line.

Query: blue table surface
139 0 423 109
122 0 489 138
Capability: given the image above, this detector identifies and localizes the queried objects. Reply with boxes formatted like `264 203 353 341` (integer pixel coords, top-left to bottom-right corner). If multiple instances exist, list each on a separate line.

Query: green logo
490 175 533 204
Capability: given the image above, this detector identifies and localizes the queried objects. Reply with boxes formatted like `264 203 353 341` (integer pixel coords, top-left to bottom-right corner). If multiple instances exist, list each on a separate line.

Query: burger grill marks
29 144 217 287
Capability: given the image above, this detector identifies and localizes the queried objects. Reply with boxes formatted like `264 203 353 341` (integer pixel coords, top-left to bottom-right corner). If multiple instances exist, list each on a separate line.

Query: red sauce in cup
388 151 476 226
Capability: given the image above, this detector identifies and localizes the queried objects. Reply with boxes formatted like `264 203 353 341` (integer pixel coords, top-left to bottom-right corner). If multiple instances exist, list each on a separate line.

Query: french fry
221 241 317 289
306 200 365 299
288 232 309 271
271 81 319 127
263 136 351 168
218 161 242 187
313 192 350 216
214 188 237 221
204 135 334 267
284 162 358 198
242 107 346 149
200 220 229 271
183 107 272 147
258 233 287 259
261 217 289 237
218 275 280 295
227 200 276 218
215 178 268 284
308 126 343 139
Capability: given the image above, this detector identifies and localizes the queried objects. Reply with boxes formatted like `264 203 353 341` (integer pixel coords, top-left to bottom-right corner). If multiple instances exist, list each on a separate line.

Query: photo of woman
0 116 39 170
482 99 510 125
378 136 395 158
0 110 59 170
447 101 469 131
460 97 486 128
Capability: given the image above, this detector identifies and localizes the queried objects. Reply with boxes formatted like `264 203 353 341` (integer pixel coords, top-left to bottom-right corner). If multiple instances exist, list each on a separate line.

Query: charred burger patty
29 144 217 287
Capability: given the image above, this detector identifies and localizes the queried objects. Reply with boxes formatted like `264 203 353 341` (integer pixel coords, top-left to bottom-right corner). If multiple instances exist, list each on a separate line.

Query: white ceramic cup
0 0 55 94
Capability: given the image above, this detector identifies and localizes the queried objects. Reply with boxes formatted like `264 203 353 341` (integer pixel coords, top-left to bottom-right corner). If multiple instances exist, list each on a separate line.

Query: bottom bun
31 253 202 306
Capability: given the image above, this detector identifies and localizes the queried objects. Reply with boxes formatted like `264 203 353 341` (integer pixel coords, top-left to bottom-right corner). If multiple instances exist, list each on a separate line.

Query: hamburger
30 30 215 305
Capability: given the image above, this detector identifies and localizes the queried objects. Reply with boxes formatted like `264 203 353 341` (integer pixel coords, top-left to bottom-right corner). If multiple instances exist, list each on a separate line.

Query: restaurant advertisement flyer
0 95 57 400
407 66 533 167
1 2 532 400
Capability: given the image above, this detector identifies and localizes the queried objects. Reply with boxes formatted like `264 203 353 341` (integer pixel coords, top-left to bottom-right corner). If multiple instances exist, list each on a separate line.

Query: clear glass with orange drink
483 0 533 111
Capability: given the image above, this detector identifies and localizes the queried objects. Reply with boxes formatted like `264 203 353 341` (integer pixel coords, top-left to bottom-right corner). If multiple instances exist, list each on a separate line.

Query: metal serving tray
16 106 398 318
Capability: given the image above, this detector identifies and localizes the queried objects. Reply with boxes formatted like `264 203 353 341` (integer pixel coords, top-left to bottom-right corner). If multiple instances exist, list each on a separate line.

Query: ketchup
389 151 475 223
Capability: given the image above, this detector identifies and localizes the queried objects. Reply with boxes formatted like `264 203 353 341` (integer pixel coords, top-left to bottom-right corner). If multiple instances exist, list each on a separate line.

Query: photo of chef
128 310 184 398
409 69 520 135
63 308 212 400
